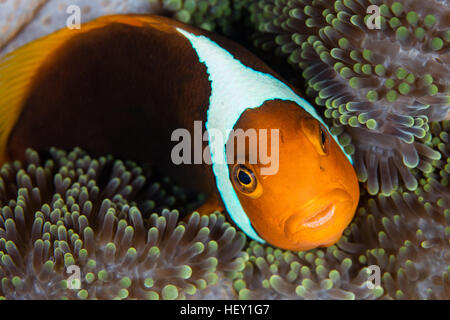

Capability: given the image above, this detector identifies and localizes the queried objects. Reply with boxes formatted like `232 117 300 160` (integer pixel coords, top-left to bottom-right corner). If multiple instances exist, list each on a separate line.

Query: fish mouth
284 188 353 239
301 204 335 228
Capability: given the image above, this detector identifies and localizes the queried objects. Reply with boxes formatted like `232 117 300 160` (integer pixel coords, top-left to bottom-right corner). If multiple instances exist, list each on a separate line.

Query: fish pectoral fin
186 193 224 221
197 195 224 215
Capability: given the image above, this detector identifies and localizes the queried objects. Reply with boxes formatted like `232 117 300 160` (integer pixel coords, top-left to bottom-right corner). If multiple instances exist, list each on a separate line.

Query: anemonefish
0 15 359 251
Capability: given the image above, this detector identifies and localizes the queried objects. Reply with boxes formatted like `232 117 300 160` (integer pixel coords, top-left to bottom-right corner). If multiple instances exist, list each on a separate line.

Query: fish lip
301 204 335 228
284 188 353 237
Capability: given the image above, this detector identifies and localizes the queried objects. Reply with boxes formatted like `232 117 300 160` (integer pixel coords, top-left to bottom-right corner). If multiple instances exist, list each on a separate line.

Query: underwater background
0 0 448 299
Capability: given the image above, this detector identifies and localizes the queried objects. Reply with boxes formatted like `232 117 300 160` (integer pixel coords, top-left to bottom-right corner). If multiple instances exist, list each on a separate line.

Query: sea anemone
1 147 448 300
244 0 449 196
415 120 449 205
348 191 449 299
233 241 380 299
149 0 243 34
0 148 246 300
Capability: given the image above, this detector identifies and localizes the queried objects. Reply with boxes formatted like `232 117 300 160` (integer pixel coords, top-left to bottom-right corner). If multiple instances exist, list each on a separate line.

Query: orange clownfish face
227 100 360 251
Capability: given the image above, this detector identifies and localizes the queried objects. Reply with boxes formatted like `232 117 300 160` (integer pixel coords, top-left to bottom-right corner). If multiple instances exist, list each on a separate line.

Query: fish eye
230 164 264 200
238 169 252 185
301 118 329 156
319 125 328 152
232 165 257 193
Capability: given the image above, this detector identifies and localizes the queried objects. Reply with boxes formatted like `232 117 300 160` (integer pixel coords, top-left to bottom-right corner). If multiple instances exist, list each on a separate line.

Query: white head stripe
176 28 352 243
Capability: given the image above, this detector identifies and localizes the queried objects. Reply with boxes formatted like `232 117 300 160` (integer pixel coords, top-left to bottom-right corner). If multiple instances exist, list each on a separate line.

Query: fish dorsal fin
0 15 175 164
